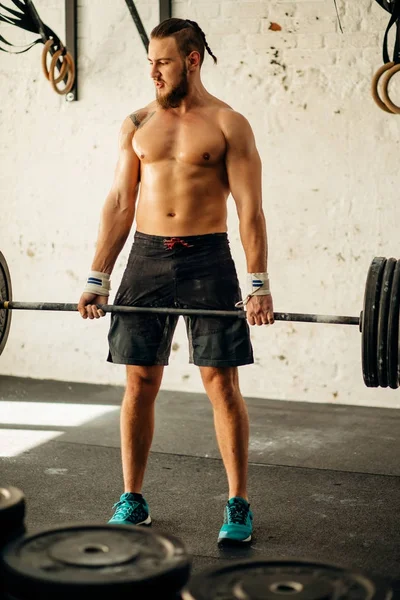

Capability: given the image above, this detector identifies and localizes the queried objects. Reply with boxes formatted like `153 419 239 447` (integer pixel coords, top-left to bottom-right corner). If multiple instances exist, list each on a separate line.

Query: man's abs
135 163 229 236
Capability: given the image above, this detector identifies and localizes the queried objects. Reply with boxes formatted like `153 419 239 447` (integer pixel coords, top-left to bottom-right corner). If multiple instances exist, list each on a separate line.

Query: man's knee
200 366 240 397
126 365 164 391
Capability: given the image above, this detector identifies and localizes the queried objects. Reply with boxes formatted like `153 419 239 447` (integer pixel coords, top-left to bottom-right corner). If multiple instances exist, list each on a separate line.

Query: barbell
0 251 399 389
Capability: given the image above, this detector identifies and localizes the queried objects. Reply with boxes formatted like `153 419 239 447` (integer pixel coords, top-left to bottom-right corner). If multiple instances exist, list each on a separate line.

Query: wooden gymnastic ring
381 63 400 114
51 51 70 85
371 62 396 113
41 39 69 84
41 39 54 80
49 50 75 95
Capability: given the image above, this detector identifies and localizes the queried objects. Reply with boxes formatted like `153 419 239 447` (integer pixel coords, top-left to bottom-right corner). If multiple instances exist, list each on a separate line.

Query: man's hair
150 18 217 66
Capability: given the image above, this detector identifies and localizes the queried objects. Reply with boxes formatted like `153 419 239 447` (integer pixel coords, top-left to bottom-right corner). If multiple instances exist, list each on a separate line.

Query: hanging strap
0 35 40 53
0 0 62 53
375 0 400 63
124 0 149 52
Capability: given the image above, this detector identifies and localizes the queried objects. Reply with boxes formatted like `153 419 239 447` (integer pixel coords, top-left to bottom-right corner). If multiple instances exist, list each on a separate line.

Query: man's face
148 37 189 109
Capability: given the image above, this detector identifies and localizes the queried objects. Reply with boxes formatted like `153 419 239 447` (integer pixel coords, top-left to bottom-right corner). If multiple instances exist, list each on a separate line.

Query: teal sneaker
108 492 151 526
218 497 253 545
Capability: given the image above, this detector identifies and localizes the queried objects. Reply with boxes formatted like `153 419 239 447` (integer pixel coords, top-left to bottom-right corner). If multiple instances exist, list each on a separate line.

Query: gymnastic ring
371 62 396 113
41 39 54 80
41 39 68 83
51 51 70 85
381 63 400 114
49 50 75 95
42 39 69 83
49 50 75 94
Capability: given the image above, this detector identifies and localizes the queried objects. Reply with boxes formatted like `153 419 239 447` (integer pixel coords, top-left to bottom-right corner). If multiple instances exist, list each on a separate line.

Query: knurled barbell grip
0 302 360 326
274 312 360 326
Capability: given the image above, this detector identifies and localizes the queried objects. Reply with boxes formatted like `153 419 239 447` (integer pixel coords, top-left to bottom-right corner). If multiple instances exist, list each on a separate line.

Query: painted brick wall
1 0 399 408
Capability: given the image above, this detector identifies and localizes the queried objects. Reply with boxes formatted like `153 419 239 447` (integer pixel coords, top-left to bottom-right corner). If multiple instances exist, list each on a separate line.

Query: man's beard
156 67 188 109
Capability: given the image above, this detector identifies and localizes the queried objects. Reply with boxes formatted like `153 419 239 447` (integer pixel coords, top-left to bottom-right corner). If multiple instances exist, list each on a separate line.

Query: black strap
375 0 394 11
375 0 400 63
124 0 149 52
0 35 41 53
0 0 62 53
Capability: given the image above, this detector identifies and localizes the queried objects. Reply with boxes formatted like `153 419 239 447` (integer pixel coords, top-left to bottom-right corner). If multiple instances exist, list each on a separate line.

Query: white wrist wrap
83 271 111 297
235 272 271 308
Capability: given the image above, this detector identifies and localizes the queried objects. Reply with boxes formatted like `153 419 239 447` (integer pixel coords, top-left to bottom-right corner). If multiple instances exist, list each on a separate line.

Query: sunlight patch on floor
0 402 118 427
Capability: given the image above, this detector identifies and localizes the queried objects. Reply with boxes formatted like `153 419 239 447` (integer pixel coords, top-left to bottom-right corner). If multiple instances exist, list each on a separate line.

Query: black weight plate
362 257 386 387
0 487 25 548
377 258 396 387
0 252 12 357
387 260 400 389
0 523 191 600
181 559 391 600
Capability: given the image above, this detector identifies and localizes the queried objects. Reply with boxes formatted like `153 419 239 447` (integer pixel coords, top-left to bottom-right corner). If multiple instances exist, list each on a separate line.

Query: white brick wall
1 0 400 408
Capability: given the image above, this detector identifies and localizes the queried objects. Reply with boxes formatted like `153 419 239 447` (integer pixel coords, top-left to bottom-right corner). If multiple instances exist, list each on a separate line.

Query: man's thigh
178 251 254 367
107 248 176 366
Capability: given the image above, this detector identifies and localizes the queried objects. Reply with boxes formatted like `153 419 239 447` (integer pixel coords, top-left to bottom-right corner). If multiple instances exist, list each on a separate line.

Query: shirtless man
78 18 274 545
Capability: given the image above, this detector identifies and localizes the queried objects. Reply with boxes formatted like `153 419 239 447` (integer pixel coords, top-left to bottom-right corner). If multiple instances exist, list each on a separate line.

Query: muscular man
78 18 274 546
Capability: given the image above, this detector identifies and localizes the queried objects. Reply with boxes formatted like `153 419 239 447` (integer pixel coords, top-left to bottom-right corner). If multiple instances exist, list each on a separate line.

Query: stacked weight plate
181 558 393 600
0 523 191 600
0 487 26 600
362 257 400 388
0 487 25 550
0 252 11 356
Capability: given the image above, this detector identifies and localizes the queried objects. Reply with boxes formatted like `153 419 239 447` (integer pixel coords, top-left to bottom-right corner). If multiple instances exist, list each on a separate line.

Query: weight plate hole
83 544 109 554
270 581 304 594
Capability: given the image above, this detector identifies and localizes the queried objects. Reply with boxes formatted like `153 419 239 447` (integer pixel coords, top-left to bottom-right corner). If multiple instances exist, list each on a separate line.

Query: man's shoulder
215 105 252 137
203 97 250 130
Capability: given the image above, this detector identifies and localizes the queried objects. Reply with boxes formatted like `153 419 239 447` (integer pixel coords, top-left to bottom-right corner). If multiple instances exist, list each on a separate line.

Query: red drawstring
163 237 194 250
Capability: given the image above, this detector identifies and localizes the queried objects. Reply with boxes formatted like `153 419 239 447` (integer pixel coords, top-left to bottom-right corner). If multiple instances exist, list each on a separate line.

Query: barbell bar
0 252 399 389
0 302 360 326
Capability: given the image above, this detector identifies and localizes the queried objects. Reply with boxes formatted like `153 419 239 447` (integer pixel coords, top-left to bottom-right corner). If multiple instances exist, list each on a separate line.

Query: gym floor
1 375 400 593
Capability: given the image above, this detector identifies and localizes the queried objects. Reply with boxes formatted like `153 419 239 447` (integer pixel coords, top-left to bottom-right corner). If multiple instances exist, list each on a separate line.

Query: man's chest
133 114 226 167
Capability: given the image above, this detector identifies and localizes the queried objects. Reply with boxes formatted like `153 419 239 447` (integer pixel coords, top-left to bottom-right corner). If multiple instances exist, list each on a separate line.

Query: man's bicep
224 114 263 217
109 117 140 205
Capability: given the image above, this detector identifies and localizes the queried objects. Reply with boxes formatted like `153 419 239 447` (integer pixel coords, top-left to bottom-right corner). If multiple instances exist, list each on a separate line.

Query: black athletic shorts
107 231 254 367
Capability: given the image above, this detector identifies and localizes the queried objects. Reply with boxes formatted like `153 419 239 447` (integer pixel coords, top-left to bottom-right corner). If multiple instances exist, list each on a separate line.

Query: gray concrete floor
1 375 400 596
